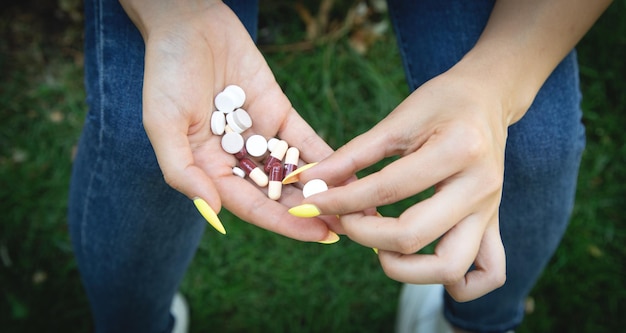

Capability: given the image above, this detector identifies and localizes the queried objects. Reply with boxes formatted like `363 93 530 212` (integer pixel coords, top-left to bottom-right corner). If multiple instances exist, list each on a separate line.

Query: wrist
449 47 539 127
119 0 223 40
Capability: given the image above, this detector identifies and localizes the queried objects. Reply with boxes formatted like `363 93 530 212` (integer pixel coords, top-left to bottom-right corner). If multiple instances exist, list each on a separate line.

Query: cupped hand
294 68 513 301
121 0 339 241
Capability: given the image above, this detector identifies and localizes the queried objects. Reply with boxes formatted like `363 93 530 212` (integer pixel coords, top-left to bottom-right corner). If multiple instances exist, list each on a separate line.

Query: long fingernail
282 162 318 184
318 231 340 244
288 203 321 218
193 197 226 235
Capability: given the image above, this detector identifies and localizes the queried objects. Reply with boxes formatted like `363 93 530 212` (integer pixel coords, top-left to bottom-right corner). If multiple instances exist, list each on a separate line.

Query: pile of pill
210 85 327 200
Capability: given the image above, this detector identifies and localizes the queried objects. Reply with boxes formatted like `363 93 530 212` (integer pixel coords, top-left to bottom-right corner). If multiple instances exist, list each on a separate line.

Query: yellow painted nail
193 197 226 235
318 231 340 244
288 203 321 218
282 162 318 184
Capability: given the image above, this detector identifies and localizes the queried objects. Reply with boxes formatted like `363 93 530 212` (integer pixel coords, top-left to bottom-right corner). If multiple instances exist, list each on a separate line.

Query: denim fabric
387 1 585 332
70 0 584 332
69 0 258 332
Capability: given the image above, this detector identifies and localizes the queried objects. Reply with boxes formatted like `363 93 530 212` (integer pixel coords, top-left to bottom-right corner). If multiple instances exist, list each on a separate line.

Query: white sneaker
396 284 453 333
171 292 189 333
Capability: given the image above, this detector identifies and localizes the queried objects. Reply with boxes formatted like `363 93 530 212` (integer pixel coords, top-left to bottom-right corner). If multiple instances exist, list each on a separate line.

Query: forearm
119 0 223 39
452 0 612 124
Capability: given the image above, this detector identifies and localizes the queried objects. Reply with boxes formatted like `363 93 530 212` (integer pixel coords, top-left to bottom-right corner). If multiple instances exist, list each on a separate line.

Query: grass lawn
1 1 624 332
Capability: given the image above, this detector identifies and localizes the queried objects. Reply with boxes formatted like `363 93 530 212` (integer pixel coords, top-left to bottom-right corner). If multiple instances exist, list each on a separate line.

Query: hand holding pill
128 1 339 243
289 71 511 301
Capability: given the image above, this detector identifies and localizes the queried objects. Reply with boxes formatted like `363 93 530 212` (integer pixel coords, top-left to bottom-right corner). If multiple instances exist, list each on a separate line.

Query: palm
141 3 336 240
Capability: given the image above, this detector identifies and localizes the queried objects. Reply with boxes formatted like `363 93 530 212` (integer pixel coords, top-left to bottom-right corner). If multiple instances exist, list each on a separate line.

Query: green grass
1 1 625 332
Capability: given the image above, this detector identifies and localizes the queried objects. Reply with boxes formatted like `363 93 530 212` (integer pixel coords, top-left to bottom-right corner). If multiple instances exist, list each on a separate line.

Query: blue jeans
69 0 584 332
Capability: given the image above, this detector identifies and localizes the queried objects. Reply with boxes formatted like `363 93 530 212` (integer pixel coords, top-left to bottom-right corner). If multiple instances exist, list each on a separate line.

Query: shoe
396 284 452 333
171 292 189 333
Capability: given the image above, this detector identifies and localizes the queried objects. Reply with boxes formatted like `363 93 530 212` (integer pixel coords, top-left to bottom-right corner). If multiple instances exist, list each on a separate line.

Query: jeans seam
80 0 107 259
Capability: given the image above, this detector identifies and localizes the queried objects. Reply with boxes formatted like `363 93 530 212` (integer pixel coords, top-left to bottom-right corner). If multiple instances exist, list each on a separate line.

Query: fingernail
372 248 379 254
282 162 318 184
318 231 340 244
193 197 226 235
288 203 321 218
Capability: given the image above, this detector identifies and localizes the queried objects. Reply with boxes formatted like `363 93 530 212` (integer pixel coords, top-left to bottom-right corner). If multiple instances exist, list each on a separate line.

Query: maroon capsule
263 140 288 173
239 158 269 187
267 164 283 200
234 146 247 160
282 147 300 180
269 163 284 182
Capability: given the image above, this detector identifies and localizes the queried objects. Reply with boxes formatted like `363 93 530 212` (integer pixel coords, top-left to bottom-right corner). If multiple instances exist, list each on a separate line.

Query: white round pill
225 113 245 134
233 108 252 129
302 179 329 198
232 166 246 178
246 134 268 157
214 91 238 113
210 111 226 135
267 138 279 152
226 108 252 134
224 85 246 108
221 132 244 154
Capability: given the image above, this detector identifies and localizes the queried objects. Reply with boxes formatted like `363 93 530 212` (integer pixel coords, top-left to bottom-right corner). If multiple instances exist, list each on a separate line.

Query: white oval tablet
210 111 226 135
221 132 244 154
232 166 246 178
302 179 328 198
246 134 268 157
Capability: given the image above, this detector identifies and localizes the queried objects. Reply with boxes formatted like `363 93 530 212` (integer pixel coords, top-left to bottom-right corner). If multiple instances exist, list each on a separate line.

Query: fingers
300 126 475 215
445 221 506 301
215 174 337 242
300 122 394 186
145 115 223 210
338 168 491 251
377 215 505 302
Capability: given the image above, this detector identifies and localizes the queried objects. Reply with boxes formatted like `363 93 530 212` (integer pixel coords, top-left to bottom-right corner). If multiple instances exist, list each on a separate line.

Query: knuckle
438 265 468 285
447 289 472 303
451 125 487 163
378 257 403 281
373 181 400 206
490 271 507 289
395 233 424 254
162 171 182 192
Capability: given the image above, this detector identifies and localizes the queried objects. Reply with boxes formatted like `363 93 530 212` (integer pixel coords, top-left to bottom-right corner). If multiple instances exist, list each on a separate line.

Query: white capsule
214 90 238 113
246 134 268 158
284 147 299 165
302 179 328 198
221 132 244 154
210 111 226 135
223 85 246 108
232 166 246 178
